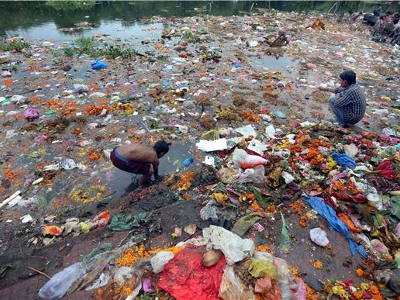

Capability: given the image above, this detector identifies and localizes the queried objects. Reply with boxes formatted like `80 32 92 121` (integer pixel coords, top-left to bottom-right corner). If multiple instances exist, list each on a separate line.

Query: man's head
153 140 171 158
339 70 356 87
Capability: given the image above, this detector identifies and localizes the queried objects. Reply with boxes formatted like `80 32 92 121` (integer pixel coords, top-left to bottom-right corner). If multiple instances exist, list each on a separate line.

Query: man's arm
319 86 344 94
151 157 160 179
333 88 354 107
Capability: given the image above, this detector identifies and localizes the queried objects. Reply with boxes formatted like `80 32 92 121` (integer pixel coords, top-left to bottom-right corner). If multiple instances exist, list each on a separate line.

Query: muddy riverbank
0 8 399 300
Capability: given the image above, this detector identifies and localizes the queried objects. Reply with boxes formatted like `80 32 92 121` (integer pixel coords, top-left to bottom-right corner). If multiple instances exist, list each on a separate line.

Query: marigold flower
299 215 308 228
313 260 323 269
355 268 364 277
369 284 380 295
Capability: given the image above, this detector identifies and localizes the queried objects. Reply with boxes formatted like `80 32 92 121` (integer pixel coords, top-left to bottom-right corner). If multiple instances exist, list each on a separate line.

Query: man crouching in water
110 140 171 186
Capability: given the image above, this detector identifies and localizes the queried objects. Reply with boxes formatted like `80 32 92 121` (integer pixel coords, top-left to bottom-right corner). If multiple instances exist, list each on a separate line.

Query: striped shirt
333 83 366 124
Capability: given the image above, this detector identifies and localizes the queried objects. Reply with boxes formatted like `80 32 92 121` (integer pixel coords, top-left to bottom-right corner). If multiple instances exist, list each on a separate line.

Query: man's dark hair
339 70 356 85
153 140 171 154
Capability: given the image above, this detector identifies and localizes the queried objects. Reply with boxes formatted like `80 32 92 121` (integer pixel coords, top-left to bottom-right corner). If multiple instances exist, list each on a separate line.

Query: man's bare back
117 144 158 164
110 140 170 186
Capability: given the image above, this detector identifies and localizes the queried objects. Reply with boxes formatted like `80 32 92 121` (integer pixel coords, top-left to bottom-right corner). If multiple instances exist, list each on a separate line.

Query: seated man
110 140 170 186
390 23 400 45
319 70 366 127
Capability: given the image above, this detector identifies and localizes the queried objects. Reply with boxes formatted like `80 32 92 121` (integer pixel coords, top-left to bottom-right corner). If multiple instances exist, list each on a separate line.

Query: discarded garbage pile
1 8 400 300
35 122 400 299
38 226 303 300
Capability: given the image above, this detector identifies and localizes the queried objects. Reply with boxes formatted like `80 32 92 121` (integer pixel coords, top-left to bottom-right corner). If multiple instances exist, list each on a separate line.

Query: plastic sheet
196 138 228 152
331 153 356 169
157 245 225 300
302 195 367 257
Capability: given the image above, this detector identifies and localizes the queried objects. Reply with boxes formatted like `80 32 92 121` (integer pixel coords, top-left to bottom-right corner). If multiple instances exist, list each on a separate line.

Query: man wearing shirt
319 70 366 127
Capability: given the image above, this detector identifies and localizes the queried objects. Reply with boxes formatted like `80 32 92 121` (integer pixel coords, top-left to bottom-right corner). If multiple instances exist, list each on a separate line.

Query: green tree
46 0 95 11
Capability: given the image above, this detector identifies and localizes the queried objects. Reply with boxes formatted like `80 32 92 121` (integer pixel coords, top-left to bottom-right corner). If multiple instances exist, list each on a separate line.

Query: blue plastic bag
331 153 356 169
183 157 194 167
91 59 108 70
302 195 367 257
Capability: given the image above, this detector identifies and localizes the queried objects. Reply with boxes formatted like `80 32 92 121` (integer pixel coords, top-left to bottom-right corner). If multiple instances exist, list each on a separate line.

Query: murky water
111 141 200 197
0 1 386 204
0 1 378 42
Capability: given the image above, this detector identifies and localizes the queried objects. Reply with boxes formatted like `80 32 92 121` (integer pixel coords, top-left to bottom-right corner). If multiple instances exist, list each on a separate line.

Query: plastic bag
217 166 240 184
38 262 86 299
150 251 175 273
309 228 329 247
202 225 255 265
302 195 367 257
231 213 264 237
182 157 194 167
238 165 265 184
219 265 255 300
253 252 295 300
293 278 307 300
91 59 108 70
248 258 278 279
232 148 268 169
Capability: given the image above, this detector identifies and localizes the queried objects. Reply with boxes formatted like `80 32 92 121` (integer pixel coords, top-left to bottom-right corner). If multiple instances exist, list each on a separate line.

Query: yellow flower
332 285 350 299
326 156 337 170
212 192 228 205
360 282 369 291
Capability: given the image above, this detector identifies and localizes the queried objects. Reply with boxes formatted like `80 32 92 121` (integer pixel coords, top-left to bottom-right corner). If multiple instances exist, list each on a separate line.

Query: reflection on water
0 1 378 41
15 22 166 44
248 56 301 76
110 141 199 197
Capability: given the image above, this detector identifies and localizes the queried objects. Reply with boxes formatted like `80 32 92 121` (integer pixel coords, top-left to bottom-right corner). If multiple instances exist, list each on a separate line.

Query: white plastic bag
150 251 175 273
309 228 329 247
202 225 255 265
238 165 265 184
38 262 86 299
231 148 268 169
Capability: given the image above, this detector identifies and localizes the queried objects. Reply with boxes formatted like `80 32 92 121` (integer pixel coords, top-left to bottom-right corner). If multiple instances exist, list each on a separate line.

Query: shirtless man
110 140 170 186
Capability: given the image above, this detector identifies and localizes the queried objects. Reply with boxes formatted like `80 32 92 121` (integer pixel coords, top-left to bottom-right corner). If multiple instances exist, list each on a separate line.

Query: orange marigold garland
171 171 195 190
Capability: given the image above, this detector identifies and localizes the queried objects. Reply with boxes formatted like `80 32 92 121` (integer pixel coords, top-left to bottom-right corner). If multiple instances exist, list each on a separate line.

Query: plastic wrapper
343 143 359 157
38 262 86 299
248 258 278 279
234 124 257 138
254 276 282 300
219 265 255 300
